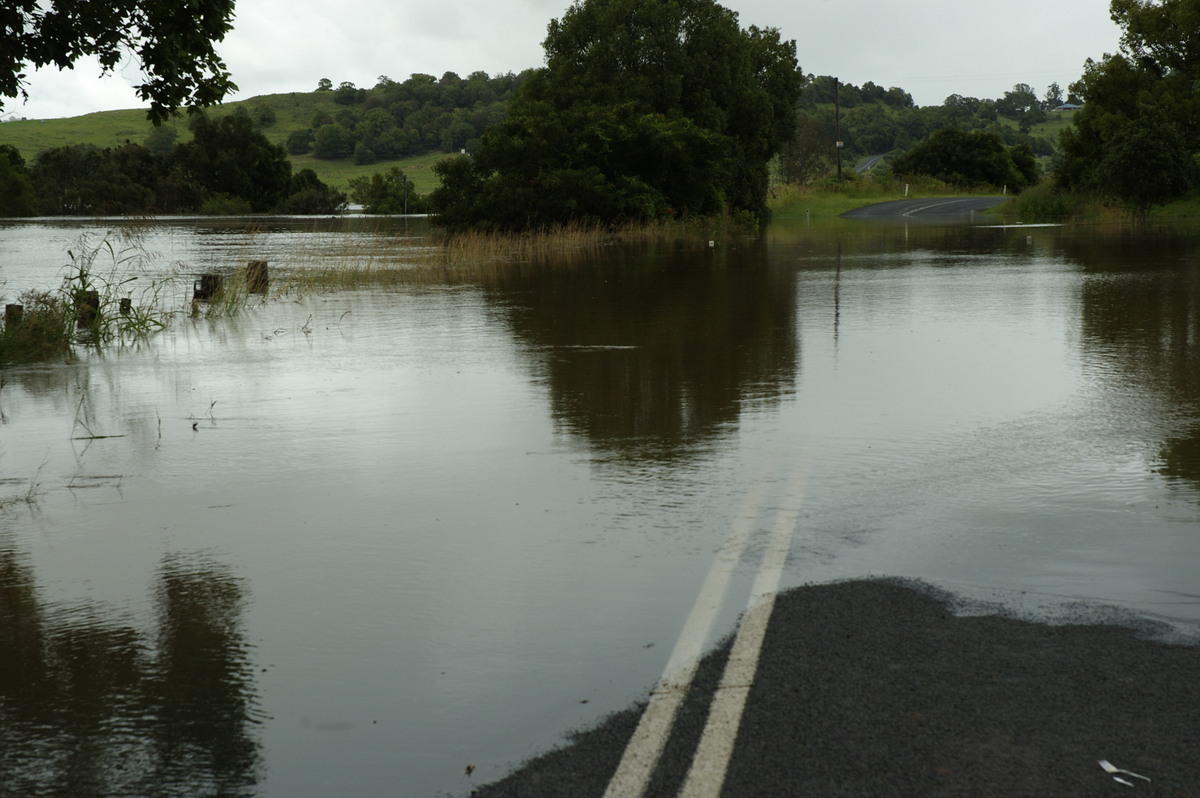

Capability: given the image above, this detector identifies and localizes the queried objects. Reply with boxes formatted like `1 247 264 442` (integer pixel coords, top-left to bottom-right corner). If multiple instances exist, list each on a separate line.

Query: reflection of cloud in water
0 543 262 795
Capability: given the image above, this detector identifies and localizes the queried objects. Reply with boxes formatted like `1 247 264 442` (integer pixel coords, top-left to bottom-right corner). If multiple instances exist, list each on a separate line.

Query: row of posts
3 261 270 329
193 260 269 301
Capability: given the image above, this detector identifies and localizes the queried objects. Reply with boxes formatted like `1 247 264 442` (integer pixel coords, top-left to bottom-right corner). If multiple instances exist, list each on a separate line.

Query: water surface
2 216 1198 796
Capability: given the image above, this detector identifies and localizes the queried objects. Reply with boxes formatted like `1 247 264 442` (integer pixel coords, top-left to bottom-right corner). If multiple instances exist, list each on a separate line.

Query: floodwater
1 214 1199 796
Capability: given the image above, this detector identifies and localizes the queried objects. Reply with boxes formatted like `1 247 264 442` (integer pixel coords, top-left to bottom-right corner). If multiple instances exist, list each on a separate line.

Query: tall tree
430 0 802 231
171 115 292 212
1057 0 1200 206
2 0 237 123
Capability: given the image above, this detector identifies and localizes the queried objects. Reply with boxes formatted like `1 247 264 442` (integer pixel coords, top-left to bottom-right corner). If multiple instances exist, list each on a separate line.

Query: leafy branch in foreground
2 0 238 123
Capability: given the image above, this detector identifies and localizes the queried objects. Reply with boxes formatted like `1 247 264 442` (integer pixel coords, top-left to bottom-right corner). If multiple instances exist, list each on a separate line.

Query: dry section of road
840 196 1008 221
468 579 1200 797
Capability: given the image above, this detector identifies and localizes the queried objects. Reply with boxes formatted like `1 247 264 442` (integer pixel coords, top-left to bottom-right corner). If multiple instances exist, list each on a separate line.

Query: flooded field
2 215 1199 796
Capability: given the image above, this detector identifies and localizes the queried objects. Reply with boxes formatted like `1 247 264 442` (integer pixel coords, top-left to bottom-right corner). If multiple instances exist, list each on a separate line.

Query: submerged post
4 304 22 328
74 290 100 326
119 297 132 316
246 260 269 294
193 274 222 301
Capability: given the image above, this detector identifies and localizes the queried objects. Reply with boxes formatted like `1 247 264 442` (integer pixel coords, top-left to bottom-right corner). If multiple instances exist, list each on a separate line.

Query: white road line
678 469 809 798
602 482 769 798
902 198 966 216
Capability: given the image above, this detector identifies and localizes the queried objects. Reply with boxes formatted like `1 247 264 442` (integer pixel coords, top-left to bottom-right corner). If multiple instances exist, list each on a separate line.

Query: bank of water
1 216 1198 796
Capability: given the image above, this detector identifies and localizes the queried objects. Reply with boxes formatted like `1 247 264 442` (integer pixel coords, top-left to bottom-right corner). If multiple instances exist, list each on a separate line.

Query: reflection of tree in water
0 544 261 795
1069 228 1200 489
492 239 798 459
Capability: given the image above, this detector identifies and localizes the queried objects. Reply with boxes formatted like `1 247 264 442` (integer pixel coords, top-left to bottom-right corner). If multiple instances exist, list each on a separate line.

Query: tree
285 129 314 155
778 116 834 185
1044 81 1064 109
317 78 333 91
430 0 802 230
891 129 1038 190
144 124 179 154
1095 113 1195 214
2 0 237 123
312 124 356 159
334 81 363 105
29 144 157 214
276 169 347 214
348 167 423 213
1057 0 1200 206
0 155 37 216
171 114 292 212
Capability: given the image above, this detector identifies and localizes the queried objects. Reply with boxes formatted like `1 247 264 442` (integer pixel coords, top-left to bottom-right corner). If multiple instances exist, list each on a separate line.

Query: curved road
841 196 1008 220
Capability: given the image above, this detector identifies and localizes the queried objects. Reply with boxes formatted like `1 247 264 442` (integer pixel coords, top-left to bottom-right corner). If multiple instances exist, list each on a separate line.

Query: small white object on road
1099 760 1150 783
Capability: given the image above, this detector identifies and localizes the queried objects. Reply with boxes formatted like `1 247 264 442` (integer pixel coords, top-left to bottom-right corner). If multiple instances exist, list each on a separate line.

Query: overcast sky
6 0 1123 121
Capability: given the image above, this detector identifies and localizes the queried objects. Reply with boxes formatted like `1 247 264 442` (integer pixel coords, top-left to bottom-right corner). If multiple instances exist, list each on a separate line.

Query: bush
0 290 72 364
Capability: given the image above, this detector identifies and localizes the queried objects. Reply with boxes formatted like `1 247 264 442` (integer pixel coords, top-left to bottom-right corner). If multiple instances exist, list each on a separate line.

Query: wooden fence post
74 290 100 326
193 274 222 301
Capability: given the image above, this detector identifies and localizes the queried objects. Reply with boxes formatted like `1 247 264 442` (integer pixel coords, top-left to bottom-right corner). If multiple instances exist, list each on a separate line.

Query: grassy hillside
0 92 447 194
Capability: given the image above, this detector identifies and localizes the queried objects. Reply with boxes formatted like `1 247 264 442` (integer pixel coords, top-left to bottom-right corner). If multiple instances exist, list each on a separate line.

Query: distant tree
996 83 1039 118
317 78 333 91
144 124 179 154
884 86 914 108
1044 81 1064 109
29 144 156 214
285 129 314 155
276 168 347 214
312 124 356 159
172 114 292 212
0 144 26 171
334 81 363 105
2 0 237 123
353 143 376 165
0 155 37 216
348 167 422 213
778 116 834 185
252 103 277 128
431 0 801 230
891 128 1038 190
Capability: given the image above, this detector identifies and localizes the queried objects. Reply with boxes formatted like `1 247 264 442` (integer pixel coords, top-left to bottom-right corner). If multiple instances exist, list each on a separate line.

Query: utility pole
834 78 843 183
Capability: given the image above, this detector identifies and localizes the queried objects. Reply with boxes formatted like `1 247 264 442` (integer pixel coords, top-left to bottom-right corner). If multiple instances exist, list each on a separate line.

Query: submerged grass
1 216 736 365
274 216 733 292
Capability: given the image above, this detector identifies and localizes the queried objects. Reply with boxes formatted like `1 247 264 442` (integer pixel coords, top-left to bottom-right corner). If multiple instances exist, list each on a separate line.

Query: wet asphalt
839 197 1009 221
466 579 1200 798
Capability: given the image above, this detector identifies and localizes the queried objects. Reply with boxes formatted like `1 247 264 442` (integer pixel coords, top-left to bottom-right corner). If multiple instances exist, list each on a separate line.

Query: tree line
2 0 1191 225
0 114 349 216
286 71 529 164
777 78 1069 189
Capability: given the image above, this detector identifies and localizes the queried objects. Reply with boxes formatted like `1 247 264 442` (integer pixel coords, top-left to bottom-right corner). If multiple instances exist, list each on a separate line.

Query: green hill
0 92 446 194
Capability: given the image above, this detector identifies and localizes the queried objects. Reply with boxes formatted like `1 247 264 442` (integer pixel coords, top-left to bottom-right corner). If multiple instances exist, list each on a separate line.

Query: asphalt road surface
466 580 1200 797
840 197 1008 221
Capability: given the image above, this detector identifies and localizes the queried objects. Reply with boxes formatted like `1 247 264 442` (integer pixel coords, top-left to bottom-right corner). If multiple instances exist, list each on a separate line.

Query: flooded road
2 215 1199 795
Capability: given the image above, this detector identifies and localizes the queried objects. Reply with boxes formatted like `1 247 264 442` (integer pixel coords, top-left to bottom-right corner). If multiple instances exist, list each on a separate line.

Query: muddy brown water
2 215 1199 796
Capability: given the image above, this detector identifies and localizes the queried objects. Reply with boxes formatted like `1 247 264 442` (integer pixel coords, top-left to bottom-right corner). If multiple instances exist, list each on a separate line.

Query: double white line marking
604 468 810 798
